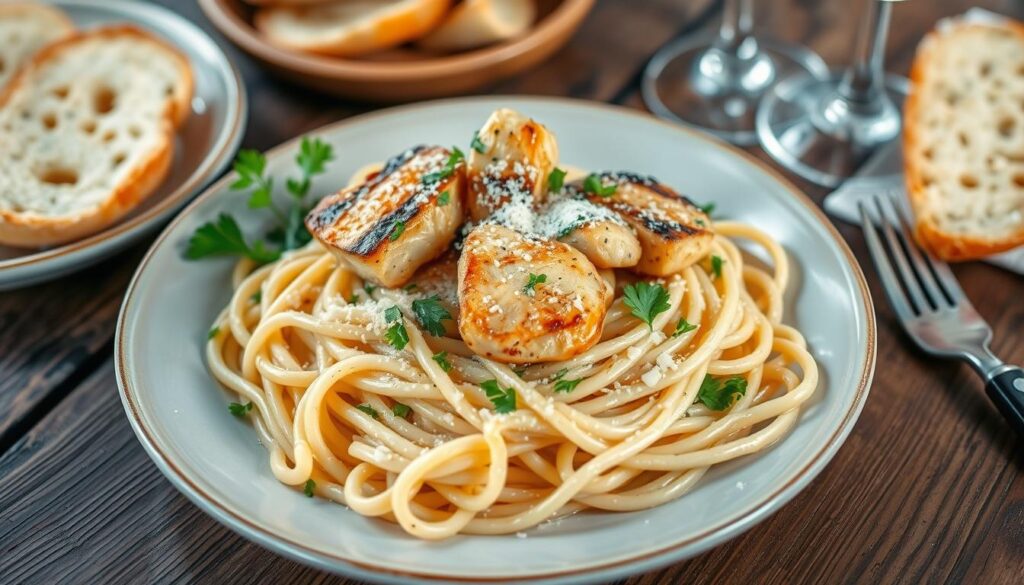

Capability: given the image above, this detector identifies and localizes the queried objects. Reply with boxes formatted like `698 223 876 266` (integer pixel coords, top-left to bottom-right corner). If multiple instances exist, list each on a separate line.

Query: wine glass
756 0 910 187
642 0 828 146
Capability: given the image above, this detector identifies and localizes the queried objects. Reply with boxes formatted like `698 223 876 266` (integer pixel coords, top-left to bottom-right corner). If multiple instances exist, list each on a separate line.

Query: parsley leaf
699 202 716 216
363 283 377 295
554 377 582 393
481 380 516 413
390 220 405 241
412 295 452 336
470 131 487 154
403 283 418 292
623 282 671 330
547 167 567 192
383 306 409 350
392 402 412 417
711 255 724 279
356 403 380 419
250 290 262 303
231 149 274 210
437 190 450 206
524 273 547 296
208 325 220 340
303 479 316 497
287 137 334 199
432 351 453 372
422 147 465 184
673 318 697 337
228 401 253 417
583 173 616 197
552 368 568 381
186 214 280 263
697 375 747 411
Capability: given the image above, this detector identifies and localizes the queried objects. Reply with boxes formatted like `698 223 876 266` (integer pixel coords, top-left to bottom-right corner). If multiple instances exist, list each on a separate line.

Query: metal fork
859 193 1024 438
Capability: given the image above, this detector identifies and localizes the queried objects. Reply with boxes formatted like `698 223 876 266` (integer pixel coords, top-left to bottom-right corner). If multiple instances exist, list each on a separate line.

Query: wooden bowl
198 0 594 102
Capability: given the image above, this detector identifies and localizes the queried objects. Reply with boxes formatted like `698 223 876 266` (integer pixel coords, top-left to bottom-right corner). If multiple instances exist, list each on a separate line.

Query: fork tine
859 200 916 322
893 203 966 303
872 195 932 313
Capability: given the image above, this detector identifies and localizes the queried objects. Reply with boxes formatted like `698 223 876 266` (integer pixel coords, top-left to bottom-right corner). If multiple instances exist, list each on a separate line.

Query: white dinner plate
0 0 246 290
116 97 876 584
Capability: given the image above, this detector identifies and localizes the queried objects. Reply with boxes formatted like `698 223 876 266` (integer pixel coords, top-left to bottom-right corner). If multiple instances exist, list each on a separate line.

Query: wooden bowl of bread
0 0 245 289
199 0 594 101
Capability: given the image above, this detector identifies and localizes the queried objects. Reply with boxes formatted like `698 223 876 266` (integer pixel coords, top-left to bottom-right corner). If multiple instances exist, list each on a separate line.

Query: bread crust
904 20 1024 261
0 25 192 248
254 0 452 57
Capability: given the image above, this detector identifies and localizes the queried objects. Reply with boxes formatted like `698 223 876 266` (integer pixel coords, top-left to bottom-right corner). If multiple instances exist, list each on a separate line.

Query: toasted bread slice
0 26 193 248
418 0 535 52
0 2 75 90
904 17 1024 261
255 0 452 57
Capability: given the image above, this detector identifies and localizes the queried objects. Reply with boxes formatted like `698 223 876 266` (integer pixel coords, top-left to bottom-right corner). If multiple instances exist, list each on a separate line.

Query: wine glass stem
839 0 894 103
715 0 756 53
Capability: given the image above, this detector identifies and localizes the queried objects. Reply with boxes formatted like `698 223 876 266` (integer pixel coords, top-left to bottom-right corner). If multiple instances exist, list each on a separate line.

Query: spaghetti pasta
205 218 818 540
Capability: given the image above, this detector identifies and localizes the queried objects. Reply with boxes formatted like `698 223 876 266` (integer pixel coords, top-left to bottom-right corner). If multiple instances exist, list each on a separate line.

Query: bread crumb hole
958 132 969 147
1013 173 1024 188
81 120 96 134
980 62 992 77
0 56 6 74
52 86 69 99
39 167 79 186
998 117 1016 138
112 153 126 167
128 125 141 138
959 174 979 189
93 86 116 114
922 147 934 160
102 129 116 143
42 112 57 130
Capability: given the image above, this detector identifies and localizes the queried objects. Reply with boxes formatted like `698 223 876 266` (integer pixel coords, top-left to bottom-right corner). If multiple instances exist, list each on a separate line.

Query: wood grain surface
1 0 1023 584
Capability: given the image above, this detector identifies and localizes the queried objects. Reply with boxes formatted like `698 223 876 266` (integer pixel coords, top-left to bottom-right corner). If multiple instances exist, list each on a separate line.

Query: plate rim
115 96 876 584
0 0 247 278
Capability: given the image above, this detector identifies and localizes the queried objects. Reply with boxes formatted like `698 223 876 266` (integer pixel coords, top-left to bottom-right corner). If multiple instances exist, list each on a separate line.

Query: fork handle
986 366 1024 439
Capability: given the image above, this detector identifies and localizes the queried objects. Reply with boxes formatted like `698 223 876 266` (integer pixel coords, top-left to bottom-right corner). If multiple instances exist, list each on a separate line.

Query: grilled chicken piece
306 146 465 288
535 197 640 269
575 173 713 276
466 108 559 221
457 224 610 363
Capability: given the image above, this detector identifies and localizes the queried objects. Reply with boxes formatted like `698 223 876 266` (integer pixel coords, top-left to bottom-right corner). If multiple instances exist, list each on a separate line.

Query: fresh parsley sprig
697 375 747 411
229 401 253 417
356 404 380 419
583 173 616 197
303 479 316 497
432 351 453 372
673 318 697 337
187 137 334 262
710 255 724 279
554 377 582 394
524 273 547 296
412 295 453 337
482 380 516 413
392 402 412 418
422 147 465 184
623 282 671 330
547 167 567 192
470 131 487 154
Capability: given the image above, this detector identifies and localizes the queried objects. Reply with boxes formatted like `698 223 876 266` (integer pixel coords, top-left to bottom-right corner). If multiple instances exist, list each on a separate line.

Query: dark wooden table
2 1 1023 583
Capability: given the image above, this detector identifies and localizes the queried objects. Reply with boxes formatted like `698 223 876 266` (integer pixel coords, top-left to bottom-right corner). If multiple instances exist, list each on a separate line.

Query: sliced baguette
254 0 452 57
0 26 193 248
418 0 535 52
904 17 1024 261
0 2 75 90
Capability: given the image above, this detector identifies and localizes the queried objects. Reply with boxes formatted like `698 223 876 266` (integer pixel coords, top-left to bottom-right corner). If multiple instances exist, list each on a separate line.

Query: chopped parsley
482 380 516 413
208 325 220 340
552 368 568 381
673 318 697 337
250 290 262 303
554 377 582 394
363 283 377 295
432 350 453 372
422 147 465 183
623 282 671 330
404 283 418 292
188 138 333 262
348 292 359 304
523 273 547 296
383 305 409 350
699 202 716 215
389 220 406 241
303 479 316 497
583 173 616 197
392 402 412 418
470 131 487 154
228 401 253 417
437 190 450 206
356 404 380 419
547 167 567 192
697 375 747 411
711 255 724 278
412 295 453 336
